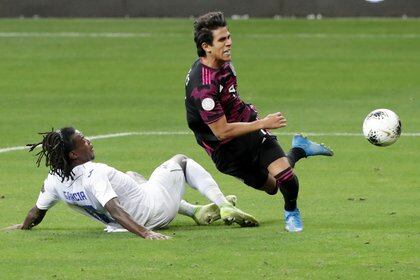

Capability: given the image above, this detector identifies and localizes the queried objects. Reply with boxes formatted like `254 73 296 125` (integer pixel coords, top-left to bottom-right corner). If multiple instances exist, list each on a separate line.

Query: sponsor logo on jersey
63 191 87 202
202 98 215 111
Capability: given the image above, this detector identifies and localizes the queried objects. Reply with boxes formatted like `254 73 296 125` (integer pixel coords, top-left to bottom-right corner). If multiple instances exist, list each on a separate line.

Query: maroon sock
275 167 299 211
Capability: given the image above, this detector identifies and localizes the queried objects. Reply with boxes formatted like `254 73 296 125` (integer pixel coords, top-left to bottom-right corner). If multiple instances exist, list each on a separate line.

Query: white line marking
1 131 419 154
88 131 192 140
0 32 152 38
0 32 419 39
0 146 28 153
242 33 420 39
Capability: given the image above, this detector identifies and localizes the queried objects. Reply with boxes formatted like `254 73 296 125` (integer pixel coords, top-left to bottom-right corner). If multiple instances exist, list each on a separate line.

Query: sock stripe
281 172 294 181
275 167 293 181
275 167 299 212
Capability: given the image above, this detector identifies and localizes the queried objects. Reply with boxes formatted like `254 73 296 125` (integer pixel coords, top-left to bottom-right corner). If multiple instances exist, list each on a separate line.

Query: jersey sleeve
191 84 225 124
90 175 118 207
36 176 60 210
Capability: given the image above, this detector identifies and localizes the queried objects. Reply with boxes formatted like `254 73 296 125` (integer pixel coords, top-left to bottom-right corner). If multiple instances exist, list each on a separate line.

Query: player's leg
177 200 197 217
141 157 235 229
180 155 230 206
143 156 189 229
126 171 147 184
161 154 231 225
262 174 278 195
258 136 303 232
175 154 258 227
147 154 225 226
267 157 302 232
267 157 298 211
147 156 186 203
287 134 334 167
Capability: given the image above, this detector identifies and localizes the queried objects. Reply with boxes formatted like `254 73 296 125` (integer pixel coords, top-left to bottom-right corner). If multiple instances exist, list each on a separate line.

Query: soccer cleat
192 195 237 225
284 208 303 232
225 194 237 206
292 134 334 157
220 204 259 227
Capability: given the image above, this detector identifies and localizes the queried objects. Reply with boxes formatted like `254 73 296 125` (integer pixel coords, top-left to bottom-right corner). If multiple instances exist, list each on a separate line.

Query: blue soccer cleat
284 208 303 232
292 134 334 157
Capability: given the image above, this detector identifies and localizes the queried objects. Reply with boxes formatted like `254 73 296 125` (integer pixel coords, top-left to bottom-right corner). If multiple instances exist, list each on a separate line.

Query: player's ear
68 151 78 160
201 42 212 54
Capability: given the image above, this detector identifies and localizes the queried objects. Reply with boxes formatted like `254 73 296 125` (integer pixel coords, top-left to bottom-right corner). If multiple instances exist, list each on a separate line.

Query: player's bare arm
2 206 47 231
1 224 23 231
21 206 47 229
208 112 287 140
104 198 171 240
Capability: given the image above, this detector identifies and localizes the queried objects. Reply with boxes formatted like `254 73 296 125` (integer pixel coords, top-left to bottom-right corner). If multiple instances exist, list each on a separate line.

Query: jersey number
81 205 115 224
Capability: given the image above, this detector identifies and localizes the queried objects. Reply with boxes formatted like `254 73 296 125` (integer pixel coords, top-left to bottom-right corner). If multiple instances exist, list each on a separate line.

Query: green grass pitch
0 18 419 279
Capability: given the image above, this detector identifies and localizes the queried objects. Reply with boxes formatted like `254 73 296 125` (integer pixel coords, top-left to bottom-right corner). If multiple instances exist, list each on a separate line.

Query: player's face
70 131 95 163
206 27 232 66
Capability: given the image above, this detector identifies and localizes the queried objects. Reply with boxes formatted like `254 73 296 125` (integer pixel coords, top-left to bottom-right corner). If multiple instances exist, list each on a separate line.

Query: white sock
178 200 198 217
185 158 229 207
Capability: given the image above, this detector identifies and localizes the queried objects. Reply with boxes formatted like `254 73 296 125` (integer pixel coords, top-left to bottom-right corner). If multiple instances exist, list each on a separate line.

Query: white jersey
36 161 184 230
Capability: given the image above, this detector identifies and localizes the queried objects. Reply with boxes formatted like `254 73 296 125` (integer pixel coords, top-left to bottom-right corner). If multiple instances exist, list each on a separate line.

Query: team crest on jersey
202 98 215 111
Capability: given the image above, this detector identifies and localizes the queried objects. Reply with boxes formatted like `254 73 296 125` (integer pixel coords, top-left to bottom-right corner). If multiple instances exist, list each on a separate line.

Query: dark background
0 0 419 18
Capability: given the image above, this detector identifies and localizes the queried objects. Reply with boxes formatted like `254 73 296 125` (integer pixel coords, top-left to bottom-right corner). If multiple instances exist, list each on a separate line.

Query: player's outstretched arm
22 206 47 229
104 198 171 240
208 112 287 140
1 224 23 231
1 206 48 231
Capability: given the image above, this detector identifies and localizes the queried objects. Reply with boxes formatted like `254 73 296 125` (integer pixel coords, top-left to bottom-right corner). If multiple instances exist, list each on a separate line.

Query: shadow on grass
1 217 281 241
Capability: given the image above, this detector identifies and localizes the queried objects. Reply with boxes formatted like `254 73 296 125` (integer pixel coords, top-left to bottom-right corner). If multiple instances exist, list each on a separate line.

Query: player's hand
143 230 172 240
262 112 287 129
1 224 23 231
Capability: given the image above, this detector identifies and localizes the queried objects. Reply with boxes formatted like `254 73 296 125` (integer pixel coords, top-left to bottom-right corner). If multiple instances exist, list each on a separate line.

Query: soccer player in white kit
4 127 258 240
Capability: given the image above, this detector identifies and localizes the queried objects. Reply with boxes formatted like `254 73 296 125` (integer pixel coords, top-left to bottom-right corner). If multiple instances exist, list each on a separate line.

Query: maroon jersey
185 58 258 155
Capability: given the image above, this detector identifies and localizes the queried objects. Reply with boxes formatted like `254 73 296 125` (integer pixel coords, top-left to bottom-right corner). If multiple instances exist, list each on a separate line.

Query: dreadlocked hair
27 127 76 182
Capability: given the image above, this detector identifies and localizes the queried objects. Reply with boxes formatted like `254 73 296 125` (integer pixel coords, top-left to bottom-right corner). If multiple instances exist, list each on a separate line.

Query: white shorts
142 159 186 229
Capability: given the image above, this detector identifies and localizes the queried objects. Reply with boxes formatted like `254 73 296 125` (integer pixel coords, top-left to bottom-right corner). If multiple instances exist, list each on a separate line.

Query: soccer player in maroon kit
185 12 333 232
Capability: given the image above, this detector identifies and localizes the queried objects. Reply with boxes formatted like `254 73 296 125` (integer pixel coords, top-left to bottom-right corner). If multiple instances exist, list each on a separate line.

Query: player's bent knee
263 179 279 196
267 157 291 176
170 154 188 172
170 154 188 162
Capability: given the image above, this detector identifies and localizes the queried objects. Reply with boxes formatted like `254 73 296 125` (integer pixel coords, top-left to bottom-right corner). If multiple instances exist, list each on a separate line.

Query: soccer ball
362 109 402 146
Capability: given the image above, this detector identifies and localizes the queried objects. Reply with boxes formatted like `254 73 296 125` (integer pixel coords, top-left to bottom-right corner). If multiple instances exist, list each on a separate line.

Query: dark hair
27 127 76 182
194 11 227 57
